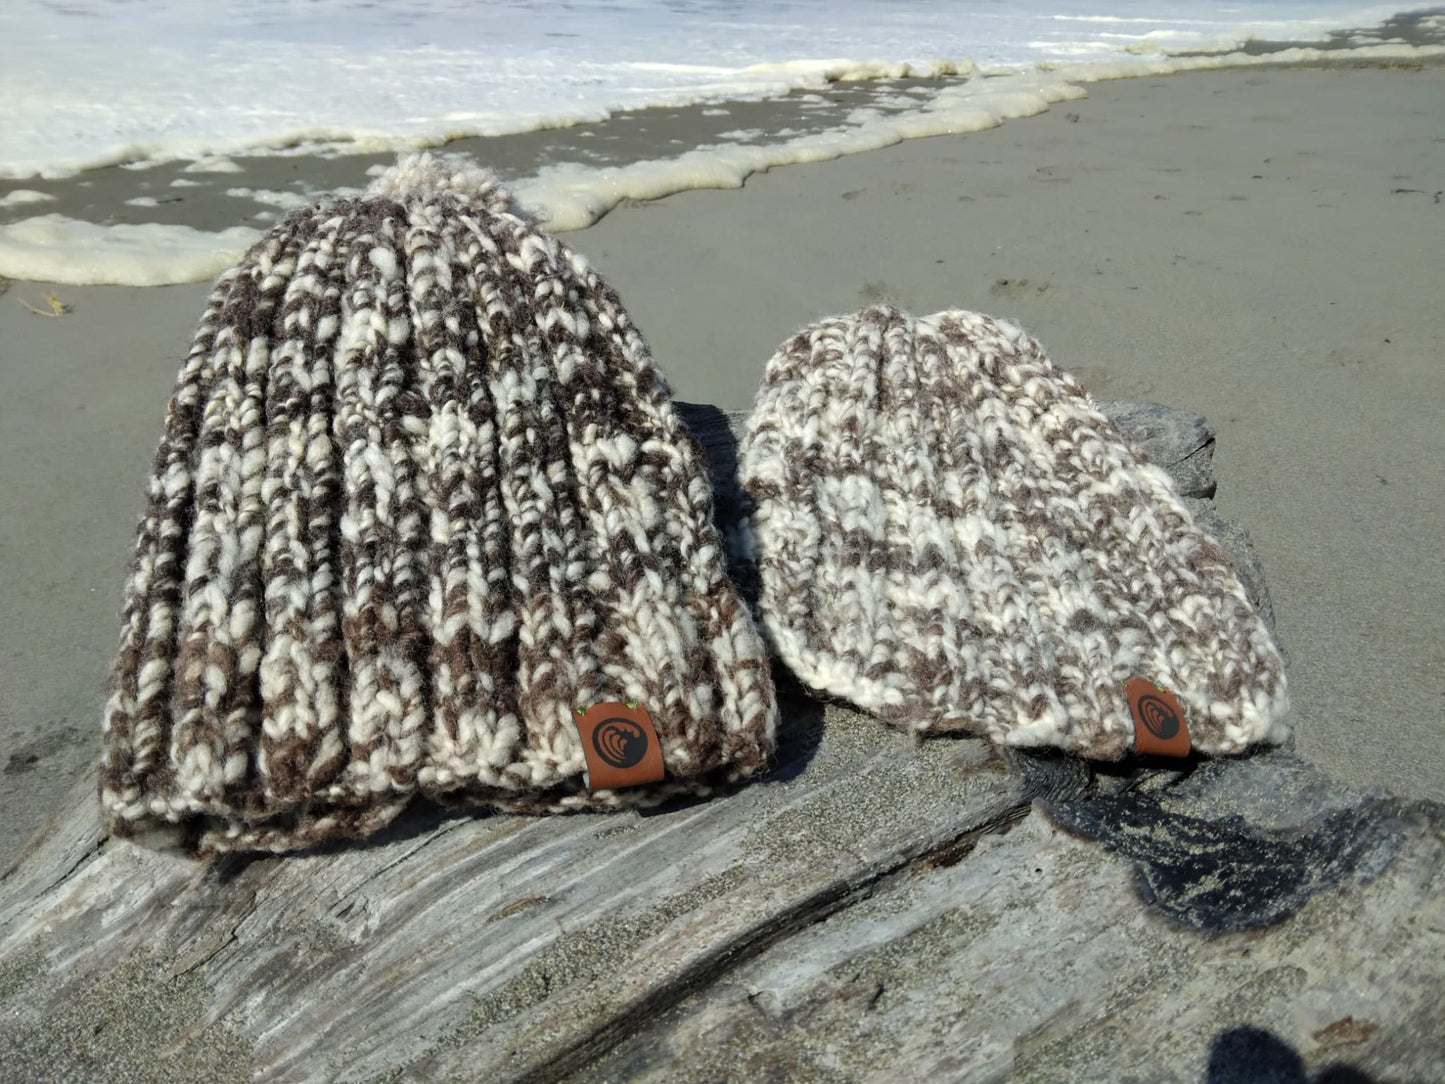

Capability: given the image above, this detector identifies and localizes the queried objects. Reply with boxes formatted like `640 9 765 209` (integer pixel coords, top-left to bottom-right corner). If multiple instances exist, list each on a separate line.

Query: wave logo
1135 693 1181 741
593 717 649 769
573 702 666 790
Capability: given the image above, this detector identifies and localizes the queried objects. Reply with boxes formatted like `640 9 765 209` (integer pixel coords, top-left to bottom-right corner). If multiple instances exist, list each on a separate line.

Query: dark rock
1097 399 1217 498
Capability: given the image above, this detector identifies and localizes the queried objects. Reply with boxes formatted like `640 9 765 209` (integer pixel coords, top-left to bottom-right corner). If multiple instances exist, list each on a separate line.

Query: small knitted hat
737 306 1288 760
100 153 777 854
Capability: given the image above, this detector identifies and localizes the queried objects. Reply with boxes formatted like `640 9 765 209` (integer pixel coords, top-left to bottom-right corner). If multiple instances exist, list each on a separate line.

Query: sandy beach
2 60 1442 873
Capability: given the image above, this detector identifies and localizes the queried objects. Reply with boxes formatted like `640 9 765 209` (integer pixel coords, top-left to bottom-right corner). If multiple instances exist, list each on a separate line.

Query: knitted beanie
100 154 777 854
737 306 1288 760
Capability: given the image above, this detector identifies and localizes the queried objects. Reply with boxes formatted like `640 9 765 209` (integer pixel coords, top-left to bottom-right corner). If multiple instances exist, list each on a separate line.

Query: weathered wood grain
0 694 1031 1081
572 770 1444 1084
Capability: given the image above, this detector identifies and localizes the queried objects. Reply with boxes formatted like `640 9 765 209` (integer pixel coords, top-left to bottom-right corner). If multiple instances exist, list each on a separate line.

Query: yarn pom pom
364 151 519 217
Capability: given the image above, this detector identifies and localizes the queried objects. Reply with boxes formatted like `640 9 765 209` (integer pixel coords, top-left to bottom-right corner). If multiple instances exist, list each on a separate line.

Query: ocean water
0 0 1436 284
0 0 1421 178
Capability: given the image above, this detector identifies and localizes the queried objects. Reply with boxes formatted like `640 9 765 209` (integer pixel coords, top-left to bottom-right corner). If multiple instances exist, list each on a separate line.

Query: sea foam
0 215 261 286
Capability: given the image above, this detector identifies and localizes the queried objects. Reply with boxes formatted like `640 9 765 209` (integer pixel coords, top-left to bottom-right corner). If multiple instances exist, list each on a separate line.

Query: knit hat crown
100 154 777 853
738 306 1288 760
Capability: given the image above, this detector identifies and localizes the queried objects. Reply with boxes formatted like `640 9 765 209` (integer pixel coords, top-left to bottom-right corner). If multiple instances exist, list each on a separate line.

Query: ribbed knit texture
738 306 1289 759
100 154 777 854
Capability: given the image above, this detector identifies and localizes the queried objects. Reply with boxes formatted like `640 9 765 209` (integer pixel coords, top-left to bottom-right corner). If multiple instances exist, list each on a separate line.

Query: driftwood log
1 403 1441 1083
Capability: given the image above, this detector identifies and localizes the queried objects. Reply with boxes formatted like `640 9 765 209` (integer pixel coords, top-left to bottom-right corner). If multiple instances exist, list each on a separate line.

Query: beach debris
1388 186 1443 203
1039 754 1407 932
989 276 1050 299
19 291 69 317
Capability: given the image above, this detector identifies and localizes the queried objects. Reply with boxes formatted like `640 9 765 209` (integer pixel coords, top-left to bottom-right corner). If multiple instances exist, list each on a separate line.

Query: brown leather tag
1125 679 1192 757
574 702 666 791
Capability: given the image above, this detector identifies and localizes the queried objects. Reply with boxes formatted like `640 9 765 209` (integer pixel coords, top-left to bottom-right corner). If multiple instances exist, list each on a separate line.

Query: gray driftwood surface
2 403 1441 1083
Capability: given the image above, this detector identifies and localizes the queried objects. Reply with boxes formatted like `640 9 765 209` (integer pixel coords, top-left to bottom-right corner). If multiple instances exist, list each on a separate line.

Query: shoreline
4 10 1443 184
2 61 1443 873
2 10 1443 286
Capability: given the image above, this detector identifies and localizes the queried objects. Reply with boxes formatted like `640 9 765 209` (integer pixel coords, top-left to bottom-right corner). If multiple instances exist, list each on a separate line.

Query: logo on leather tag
1125 679 1192 757
574 702 666 791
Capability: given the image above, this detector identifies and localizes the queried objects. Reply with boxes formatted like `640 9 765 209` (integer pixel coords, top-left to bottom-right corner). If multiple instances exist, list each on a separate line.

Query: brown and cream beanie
100 153 777 854
737 306 1288 760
